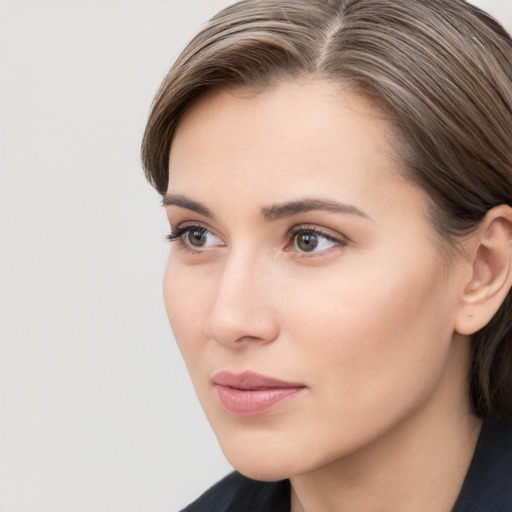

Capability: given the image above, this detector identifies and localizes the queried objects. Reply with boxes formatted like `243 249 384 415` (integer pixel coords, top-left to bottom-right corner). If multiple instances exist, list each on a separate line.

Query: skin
163 80 484 512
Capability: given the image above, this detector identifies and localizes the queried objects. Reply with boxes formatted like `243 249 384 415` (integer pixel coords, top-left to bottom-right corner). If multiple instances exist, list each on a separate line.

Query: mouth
212 370 306 417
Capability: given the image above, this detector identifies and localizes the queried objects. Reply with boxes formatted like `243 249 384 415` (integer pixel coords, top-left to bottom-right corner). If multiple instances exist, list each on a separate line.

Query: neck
290 336 482 512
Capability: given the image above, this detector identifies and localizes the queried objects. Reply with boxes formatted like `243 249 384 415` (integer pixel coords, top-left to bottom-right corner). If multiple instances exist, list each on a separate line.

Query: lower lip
215 385 304 416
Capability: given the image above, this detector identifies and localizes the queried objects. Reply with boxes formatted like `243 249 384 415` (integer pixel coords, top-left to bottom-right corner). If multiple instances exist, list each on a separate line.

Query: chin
217 433 324 482
229 457 296 482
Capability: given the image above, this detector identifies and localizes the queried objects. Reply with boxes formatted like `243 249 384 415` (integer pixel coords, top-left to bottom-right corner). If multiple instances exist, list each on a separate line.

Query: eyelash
166 224 348 255
286 225 348 254
166 225 204 243
165 224 213 254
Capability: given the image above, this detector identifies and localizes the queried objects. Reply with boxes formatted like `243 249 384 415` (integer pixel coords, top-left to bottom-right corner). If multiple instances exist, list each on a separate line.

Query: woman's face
164 80 469 481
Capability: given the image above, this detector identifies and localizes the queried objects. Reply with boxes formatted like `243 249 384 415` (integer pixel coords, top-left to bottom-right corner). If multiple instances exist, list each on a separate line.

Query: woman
142 0 512 510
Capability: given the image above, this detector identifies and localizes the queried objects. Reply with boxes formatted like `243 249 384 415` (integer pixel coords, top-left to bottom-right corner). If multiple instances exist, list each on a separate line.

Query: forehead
171 80 396 161
167 79 415 215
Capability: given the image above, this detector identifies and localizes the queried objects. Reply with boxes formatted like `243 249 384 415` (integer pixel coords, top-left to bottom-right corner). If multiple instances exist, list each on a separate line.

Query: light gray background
1 1 510 511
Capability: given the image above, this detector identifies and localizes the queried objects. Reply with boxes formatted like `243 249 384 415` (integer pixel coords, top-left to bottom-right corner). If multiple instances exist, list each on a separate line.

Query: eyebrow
162 194 370 221
262 198 371 221
162 194 213 218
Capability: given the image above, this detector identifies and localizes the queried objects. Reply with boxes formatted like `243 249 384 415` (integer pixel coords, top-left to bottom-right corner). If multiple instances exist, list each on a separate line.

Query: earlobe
455 205 512 336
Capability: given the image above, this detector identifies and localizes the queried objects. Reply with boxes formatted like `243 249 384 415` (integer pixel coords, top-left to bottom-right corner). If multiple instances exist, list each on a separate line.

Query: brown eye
295 232 319 252
186 228 209 247
167 225 223 250
291 228 341 254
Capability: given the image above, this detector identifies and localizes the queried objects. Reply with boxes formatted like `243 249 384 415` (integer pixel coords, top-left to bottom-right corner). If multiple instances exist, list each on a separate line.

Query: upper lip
212 370 305 390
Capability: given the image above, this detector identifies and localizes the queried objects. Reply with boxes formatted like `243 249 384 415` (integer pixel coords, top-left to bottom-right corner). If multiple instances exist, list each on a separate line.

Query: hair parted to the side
142 0 512 420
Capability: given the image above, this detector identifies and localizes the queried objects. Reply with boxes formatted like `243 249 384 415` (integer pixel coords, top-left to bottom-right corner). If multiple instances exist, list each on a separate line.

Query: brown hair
142 0 512 420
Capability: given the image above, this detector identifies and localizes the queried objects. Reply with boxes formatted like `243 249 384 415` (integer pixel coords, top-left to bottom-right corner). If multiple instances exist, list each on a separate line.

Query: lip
212 371 306 417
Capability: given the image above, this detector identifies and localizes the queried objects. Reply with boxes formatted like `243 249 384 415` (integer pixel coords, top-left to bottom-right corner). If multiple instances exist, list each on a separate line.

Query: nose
204 251 279 348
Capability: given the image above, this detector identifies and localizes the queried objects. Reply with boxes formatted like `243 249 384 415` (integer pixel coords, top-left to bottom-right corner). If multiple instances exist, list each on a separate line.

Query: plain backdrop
1 1 511 511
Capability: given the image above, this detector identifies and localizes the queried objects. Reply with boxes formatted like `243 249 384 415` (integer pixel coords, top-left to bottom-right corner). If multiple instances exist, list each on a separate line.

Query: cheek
163 258 207 361
281 250 456 413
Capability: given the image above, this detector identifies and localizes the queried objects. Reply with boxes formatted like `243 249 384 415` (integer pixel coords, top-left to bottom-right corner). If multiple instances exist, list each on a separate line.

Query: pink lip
212 371 306 417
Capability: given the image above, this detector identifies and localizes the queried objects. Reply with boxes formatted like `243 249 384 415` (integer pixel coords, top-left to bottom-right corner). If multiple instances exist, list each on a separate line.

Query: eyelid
167 220 216 238
166 222 224 250
286 224 349 255
288 224 349 243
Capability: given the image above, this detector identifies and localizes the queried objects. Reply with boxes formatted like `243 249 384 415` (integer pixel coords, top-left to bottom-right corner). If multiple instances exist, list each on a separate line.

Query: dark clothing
452 419 512 512
181 473 290 512
181 419 512 512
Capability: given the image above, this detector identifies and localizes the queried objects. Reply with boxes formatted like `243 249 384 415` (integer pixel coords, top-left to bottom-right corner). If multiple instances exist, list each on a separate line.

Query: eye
167 225 223 250
289 227 345 254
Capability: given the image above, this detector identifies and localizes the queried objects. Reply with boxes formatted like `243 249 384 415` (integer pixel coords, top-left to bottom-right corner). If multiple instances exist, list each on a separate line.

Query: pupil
189 229 206 247
297 233 318 252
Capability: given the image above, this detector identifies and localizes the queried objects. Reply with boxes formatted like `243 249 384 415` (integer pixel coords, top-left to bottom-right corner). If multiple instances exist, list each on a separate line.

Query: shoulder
179 471 290 512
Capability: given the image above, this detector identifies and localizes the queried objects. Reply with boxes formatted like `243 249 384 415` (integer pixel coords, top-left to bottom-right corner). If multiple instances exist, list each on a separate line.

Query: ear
455 205 512 335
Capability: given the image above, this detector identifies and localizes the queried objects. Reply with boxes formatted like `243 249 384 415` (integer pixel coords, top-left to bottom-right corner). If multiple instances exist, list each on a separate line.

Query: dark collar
451 419 512 512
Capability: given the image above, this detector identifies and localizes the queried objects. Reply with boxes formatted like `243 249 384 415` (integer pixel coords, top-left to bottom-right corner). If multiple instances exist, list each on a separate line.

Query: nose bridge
218 250 254 304
205 245 278 346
